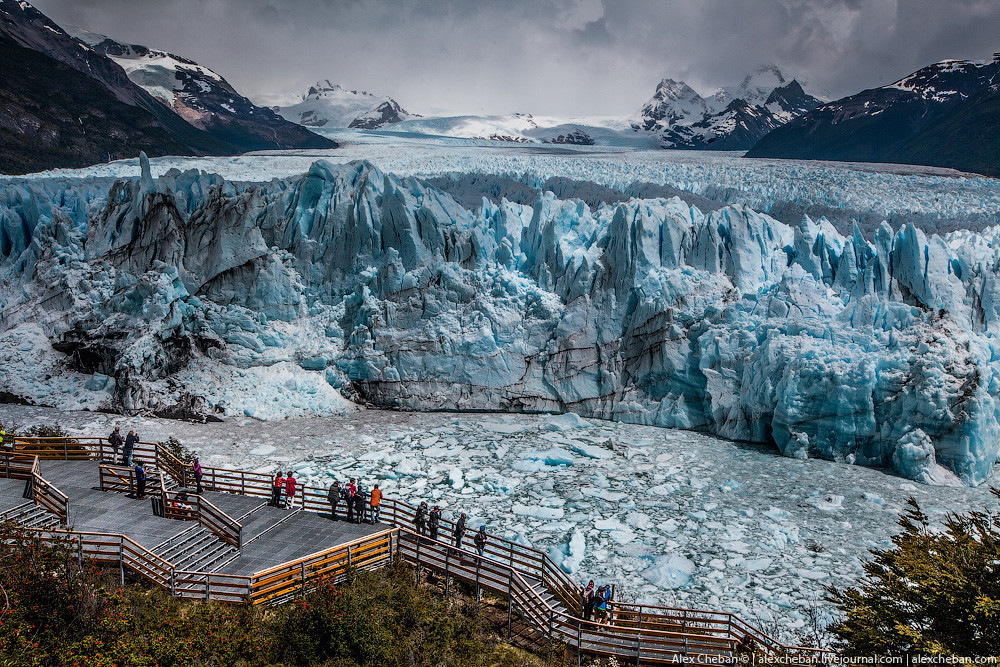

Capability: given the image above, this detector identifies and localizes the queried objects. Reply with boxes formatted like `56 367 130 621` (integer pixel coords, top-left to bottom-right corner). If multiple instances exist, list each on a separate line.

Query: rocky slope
0 35 193 174
2 158 999 486
747 57 1000 176
69 27 334 152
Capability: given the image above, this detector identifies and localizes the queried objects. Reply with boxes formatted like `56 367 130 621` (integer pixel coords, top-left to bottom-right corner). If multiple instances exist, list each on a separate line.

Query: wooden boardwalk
1 436 831 664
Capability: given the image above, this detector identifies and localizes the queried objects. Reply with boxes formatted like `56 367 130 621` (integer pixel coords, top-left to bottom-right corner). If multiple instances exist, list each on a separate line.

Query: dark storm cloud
29 0 1000 115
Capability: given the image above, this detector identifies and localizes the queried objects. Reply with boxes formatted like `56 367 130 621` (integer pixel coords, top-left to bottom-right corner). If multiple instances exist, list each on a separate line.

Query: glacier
2 155 1000 485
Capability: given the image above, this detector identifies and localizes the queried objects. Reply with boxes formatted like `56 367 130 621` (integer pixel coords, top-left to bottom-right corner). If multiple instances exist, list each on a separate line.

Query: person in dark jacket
328 481 341 520
428 506 441 541
123 431 136 466
453 512 467 548
474 525 487 558
581 580 596 621
193 456 204 494
108 427 123 463
134 462 147 500
346 478 356 522
353 487 366 523
270 472 284 507
414 502 428 535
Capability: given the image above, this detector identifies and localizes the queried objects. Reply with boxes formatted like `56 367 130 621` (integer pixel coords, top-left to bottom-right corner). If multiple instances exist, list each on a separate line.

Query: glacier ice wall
1 158 999 485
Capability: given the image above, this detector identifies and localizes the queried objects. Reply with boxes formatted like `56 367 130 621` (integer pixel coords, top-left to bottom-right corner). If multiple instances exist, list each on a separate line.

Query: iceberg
2 159 1000 485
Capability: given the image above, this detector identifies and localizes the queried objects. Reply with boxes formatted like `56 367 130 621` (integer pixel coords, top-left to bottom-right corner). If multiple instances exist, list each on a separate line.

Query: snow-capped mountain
0 0 332 172
68 27 334 152
632 65 824 150
747 56 1000 177
276 81 417 129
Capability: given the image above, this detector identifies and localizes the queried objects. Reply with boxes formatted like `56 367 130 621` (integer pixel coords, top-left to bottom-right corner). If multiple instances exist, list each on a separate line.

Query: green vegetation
15 424 87 456
0 522 566 667
827 490 1000 657
159 436 194 464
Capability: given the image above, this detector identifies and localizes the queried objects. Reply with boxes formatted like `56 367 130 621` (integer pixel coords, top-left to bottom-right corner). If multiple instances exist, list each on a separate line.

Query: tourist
346 478 357 522
414 501 428 535
428 505 441 541
270 471 285 507
134 462 146 500
193 456 204 494
369 484 382 524
453 512 467 548
123 430 136 466
593 584 611 624
284 471 297 509
328 480 341 519
353 486 366 523
581 580 595 621
474 525 487 558
108 426 123 463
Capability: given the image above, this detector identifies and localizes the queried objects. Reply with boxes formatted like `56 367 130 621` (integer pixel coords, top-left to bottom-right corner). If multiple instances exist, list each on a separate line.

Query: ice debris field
7 405 997 638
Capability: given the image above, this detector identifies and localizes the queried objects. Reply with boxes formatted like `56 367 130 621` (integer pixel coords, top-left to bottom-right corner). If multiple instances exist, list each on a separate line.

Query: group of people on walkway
580 580 613 624
327 478 382 524
413 502 489 557
108 426 138 467
108 427 205 499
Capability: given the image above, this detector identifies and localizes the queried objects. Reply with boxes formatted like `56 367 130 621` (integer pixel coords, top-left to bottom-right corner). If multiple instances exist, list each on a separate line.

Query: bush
16 425 87 458
827 491 1000 657
159 436 194 464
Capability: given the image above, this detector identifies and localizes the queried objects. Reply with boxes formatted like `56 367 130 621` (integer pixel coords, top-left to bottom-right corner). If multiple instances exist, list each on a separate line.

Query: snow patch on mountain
276 81 417 129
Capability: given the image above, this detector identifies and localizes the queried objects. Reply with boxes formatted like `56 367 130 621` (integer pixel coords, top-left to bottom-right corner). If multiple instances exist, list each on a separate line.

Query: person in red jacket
270 472 285 507
284 471 297 510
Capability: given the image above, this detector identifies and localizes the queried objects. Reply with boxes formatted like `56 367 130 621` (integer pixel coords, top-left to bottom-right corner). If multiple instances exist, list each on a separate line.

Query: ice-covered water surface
6 129 1000 235
5 405 996 637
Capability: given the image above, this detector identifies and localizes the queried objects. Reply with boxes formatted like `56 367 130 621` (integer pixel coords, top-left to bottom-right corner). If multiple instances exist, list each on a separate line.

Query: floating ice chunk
719 479 743 492
610 530 635 545
740 558 772 572
656 519 679 533
648 483 679 496
808 494 844 510
249 445 277 456
764 506 790 522
481 422 532 434
512 503 565 520
581 487 628 502
520 448 576 467
625 512 653 530
794 568 828 580
862 492 885 505
567 440 615 459
552 528 587 574
641 554 695 589
540 413 591 431
594 518 630 531
448 467 465 491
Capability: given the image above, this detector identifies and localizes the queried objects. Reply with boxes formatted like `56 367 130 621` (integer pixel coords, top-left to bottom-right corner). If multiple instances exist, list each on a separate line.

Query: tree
827 490 1000 656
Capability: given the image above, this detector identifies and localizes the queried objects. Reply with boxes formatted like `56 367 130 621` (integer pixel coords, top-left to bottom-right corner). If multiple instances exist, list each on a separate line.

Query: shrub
827 491 1000 657
159 436 194 464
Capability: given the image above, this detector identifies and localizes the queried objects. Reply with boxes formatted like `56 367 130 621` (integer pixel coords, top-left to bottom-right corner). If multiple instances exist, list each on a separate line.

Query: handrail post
636 632 642 667
474 552 482 602
205 575 211 602
507 568 513 639
444 545 451 598
347 545 352 568
577 617 583 666
241 471 246 494
300 562 306 597
119 536 125 585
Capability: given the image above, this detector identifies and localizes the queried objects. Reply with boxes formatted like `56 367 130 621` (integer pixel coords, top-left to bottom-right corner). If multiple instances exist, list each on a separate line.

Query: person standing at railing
593 584 611 624
284 471 297 510
428 505 441 541
346 478 357 522
474 525 487 558
453 512 467 549
414 501 428 535
123 431 136 466
581 580 596 621
108 427 123 463
134 462 147 500
328 480 341 520
193 456 204 494
369 484 382 524
353 486 366 523
270 471 285 507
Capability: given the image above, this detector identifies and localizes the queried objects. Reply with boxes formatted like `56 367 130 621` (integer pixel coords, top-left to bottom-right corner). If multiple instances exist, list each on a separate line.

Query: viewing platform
0 435 829 664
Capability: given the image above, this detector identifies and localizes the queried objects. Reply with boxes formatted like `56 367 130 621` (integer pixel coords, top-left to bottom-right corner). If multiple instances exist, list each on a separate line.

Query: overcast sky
31 0 1000 116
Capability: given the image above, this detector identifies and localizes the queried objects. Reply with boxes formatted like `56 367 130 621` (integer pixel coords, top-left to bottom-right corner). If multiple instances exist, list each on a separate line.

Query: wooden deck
0 437 831 664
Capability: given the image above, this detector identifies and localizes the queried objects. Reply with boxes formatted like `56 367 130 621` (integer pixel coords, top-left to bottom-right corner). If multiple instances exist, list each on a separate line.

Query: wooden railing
0 452 68 525
196 494 242 549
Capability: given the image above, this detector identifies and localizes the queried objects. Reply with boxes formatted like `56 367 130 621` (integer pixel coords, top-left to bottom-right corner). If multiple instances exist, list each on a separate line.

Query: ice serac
2 160 1000 485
